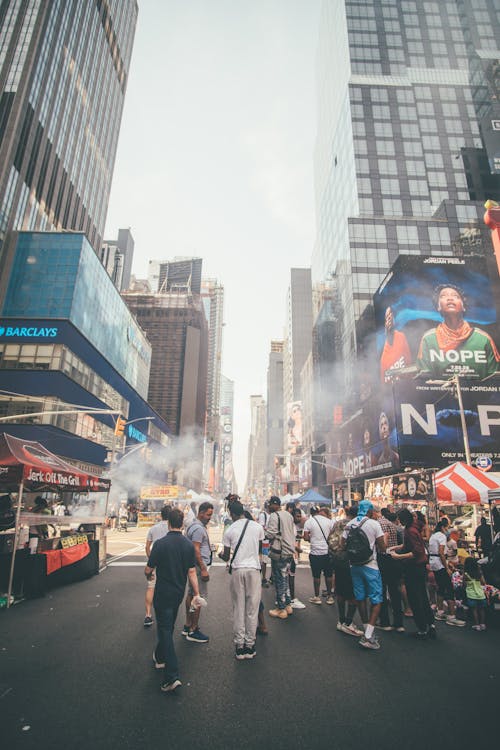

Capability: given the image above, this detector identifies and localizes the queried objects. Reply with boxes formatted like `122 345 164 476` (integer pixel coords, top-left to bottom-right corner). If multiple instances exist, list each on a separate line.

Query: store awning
0 432 110 491
435 462 500 504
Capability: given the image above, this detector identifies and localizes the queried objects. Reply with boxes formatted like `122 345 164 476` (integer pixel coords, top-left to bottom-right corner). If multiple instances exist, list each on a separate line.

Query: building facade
245 394 267 501
100 227 135 291
219 374 236 495
0 0 138 290
266 340 284 483
201 277 224 491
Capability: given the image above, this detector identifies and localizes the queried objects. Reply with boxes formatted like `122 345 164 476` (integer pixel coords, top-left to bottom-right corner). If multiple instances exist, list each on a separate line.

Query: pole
347 475 351 506
454 375 472 466
7 480 24 609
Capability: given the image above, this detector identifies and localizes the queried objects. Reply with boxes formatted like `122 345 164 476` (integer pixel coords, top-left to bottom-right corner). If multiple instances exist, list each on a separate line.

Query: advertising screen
287 401 303 454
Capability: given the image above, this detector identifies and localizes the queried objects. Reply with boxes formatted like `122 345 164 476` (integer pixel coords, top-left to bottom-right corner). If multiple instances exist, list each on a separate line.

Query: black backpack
345 517 373 565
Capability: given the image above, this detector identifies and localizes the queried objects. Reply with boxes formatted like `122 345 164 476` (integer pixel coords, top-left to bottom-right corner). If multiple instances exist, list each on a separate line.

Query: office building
313 0 500 399
245 394 267 500
266 340 284 478
219 374 236 494
148 257 203 295
0 232 170 471
0 0 138 292
100 228 135 291
201 277 224 489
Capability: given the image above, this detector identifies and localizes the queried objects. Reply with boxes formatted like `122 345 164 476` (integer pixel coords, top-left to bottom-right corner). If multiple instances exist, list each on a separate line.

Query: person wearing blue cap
341 499 386 650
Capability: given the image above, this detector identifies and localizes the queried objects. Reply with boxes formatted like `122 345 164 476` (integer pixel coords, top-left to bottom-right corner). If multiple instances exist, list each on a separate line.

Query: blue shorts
467 597 487 608
350 565 383 605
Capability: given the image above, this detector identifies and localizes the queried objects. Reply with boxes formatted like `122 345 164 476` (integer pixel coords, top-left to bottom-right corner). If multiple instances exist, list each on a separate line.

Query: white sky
104 0 321 489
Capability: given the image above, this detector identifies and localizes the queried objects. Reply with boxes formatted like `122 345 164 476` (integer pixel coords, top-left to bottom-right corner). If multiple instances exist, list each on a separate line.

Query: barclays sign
0 324 58 338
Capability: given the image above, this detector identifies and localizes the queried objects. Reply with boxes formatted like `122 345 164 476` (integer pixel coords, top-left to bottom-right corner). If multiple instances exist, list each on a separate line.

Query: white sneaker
341 622 364 637
309 596 322 605
291 598 306 609
446 616 465 627
336 621 343 631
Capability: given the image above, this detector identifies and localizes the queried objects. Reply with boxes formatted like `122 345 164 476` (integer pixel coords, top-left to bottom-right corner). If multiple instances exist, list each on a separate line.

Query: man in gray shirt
183 501 214 643
266 496 296 619
144 505 171 627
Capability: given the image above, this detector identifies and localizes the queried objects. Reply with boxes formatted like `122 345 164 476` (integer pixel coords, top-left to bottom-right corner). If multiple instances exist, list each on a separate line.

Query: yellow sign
61 534 88 548
140 485 186 500
137 512 161 528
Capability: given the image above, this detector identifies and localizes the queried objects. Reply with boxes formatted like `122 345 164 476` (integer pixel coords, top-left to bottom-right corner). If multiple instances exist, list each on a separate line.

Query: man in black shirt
145 508 200 693
474 517 492 557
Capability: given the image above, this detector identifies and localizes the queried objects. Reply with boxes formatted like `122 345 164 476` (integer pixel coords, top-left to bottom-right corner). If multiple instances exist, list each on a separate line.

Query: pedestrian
219 500 264 659
303 505 335 605
474 517 493 558
144 507 201 693
183 501 213 643
265 496 296 619
429 519 464 627
258 501 271 587
390 509 436 640
377 508 404 632
341 500 386 649
463 556 487 631
329 505 364 637
144 505 170 627
287 503 306 609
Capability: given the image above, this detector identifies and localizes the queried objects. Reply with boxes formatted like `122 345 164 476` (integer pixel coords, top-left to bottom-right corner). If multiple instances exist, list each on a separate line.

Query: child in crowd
463 556 487 631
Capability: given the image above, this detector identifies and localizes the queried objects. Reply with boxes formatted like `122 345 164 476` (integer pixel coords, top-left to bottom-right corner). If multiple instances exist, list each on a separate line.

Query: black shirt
475 524 492 552
148 531 196 605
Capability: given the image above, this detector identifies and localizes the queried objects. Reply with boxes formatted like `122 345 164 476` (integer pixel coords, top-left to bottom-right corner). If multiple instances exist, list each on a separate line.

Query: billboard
364 470 434 504
287 401 303 454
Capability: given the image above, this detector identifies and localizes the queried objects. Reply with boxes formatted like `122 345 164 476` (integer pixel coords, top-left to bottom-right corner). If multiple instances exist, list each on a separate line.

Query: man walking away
144 505 170 627
183 502 213 643
145 508 200 694
329 505 364 636
342 500 386 650
304 505 335 605
220 500 264 659
266 496 296 619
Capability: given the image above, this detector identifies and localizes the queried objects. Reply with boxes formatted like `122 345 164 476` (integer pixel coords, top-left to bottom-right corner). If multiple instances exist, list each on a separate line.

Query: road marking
106 543 145 564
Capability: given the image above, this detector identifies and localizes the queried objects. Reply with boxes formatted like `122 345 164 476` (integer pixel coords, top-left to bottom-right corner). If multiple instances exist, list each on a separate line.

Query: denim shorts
350 564 383 605
467 597 487 608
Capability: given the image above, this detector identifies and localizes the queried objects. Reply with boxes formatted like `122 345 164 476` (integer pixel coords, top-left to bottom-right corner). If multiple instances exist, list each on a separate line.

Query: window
381 178 400 194
374 122 393 138
409 180 429 196
378 159 398 175
383 198 403 215
397 225 419 244
377 141 396 156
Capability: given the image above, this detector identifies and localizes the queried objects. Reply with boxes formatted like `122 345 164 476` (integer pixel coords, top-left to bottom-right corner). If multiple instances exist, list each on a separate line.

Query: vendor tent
296 488 330 505
435 462 500 504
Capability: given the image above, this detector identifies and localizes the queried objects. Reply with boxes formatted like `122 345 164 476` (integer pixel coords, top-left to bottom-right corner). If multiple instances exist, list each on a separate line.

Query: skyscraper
246 394 267 500
313 0 500 397
0 0 138 291
201 277 224 489
266 340 284 476
100 227 135 291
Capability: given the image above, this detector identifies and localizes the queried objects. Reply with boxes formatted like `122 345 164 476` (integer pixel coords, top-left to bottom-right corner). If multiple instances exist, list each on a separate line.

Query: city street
1 526 499 750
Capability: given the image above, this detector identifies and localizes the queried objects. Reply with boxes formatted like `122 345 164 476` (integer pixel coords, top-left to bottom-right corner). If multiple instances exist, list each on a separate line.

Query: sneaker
244 645 256 659
309 596 322 605
336 621 344 631
359 635 380 650
395 626 405 633
326 595 335 605
291 598 306 609
428 625 437 640
235 646 246 660
376 624 393 631
152 650 165 669
446 616 465 627
285 605 293 615
341 622 364 637
144 615 153 627
161 679 181 693
181 625 189 637
480 624 487 631
269 608 288 619
434 611 447 621
186 628 209 643
472 624 481 631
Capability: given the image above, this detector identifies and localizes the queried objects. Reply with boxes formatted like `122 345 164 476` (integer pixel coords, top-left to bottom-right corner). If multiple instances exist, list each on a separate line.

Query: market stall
0 432 110 608
434 461 500 505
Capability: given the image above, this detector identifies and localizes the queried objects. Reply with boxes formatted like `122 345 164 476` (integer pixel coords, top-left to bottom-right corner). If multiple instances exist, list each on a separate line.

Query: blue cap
357 499 373 521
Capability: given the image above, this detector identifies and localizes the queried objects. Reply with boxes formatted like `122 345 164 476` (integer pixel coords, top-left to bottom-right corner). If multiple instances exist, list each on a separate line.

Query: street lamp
429 374 472 466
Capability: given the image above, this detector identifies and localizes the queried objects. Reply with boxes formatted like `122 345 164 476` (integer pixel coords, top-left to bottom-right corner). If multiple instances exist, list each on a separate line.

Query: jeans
229 568 261 647
404 564 434 632
271 556 292 609
154 598 181 683
378 554 403 628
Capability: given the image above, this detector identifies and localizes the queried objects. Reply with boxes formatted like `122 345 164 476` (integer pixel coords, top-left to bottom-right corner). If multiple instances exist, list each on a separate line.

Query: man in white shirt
303 506 335 605
144 506 170 627
341 500 386 650
220 500 264 660
257 502 270 587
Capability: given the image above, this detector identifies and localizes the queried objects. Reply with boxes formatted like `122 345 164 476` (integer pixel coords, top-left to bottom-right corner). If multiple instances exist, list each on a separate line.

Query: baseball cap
269 496 281 505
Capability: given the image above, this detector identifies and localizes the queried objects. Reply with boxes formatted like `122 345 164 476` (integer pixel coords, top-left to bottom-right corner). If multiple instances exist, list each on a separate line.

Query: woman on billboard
416 284 500 378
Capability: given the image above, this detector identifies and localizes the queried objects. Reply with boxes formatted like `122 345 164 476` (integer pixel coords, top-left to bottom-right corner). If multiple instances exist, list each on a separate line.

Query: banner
286 402 303 454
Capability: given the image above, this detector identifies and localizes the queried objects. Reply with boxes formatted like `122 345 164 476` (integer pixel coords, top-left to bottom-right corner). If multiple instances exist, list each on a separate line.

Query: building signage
127 424 147 442
0 324 58 338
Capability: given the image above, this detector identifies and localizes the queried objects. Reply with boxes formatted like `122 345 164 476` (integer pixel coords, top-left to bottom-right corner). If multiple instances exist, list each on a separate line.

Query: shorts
309 553 333 579
433 567 454 601
467 597 487 608
188 566 209 599
350 565 383 605
333 561 355 600
147 570 156 590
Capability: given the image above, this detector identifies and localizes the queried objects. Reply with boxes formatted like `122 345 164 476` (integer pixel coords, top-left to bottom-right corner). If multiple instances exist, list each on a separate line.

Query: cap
269 495 281 505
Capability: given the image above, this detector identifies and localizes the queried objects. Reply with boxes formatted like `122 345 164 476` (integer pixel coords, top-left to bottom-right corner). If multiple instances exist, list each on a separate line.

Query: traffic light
114 416 126 437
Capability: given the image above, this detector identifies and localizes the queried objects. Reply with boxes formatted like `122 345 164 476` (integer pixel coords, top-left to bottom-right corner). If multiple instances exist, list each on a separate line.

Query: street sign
475 455 493 472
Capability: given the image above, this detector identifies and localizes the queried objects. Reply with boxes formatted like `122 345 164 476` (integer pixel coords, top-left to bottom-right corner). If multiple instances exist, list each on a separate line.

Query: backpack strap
314 516 329 543
229 520 250 573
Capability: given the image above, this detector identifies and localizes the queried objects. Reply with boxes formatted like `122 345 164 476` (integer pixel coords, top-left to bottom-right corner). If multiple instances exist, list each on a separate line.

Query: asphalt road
1 536 499 750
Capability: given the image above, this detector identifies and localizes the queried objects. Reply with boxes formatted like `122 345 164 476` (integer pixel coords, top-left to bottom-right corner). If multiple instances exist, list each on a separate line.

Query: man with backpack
328 505 364 637
341 499 386 650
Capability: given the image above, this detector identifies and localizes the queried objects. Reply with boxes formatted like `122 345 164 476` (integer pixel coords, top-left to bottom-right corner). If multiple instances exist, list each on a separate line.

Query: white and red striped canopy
435 462 500 504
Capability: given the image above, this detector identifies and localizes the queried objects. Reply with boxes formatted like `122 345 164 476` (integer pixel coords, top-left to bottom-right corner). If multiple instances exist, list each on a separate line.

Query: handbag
228 520 250 574
269 513 283 561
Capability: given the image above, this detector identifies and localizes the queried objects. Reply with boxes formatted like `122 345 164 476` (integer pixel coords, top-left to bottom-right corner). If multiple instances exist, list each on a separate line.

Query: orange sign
139 485 185 500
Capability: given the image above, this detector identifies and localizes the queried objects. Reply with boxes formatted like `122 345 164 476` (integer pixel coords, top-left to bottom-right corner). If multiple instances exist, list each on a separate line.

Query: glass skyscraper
0 0 138 278
312 0 500 396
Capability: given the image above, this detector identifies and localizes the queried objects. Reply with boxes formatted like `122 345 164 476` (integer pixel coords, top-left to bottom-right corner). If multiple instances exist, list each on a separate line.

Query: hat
269 496 281 505
357 499 373 521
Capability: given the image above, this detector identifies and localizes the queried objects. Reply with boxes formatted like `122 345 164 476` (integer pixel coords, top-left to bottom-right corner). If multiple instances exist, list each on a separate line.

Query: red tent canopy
435 461 500 504
0 432 110 491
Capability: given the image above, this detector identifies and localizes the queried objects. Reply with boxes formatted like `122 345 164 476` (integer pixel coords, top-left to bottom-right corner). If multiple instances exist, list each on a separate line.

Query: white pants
229 568 261 648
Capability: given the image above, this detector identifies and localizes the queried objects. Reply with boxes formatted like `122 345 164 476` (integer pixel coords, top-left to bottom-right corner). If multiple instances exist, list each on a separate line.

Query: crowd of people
142 494 498 693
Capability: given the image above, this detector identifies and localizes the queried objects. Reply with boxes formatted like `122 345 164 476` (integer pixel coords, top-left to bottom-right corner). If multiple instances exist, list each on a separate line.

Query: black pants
404 564 434 632
378 554 403 628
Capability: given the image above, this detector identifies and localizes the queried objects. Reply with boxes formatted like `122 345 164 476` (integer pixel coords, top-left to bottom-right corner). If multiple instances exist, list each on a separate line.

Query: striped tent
435 462 500 504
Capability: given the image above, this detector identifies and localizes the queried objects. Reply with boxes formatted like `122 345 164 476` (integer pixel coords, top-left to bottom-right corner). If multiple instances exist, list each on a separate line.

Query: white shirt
223 518 264 570
428 531 447 571
258 510 269 528
303 515 334 555
342 517 384 570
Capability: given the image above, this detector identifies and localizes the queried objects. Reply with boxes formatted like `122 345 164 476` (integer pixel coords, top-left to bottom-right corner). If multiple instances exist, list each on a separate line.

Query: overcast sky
105 0 321 489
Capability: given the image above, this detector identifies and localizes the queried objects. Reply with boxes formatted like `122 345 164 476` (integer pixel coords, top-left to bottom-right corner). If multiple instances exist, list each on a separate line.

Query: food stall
136 484 188 527
0 433 110 608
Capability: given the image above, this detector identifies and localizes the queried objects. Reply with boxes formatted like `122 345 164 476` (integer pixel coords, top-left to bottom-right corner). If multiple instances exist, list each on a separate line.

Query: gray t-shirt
186 520 212 567
146 520 169 546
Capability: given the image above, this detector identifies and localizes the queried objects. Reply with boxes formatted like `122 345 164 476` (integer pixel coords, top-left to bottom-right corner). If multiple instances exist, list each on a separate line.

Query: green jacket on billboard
417 326 500 379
